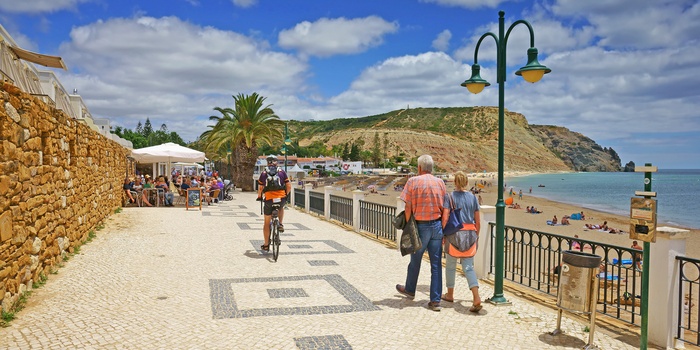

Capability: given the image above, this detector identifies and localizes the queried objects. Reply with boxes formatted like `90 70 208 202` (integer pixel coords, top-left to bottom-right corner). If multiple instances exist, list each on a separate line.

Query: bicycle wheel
271 220 280 262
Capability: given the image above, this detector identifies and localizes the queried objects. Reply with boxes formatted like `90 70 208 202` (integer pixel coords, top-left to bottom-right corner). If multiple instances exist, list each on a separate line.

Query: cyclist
256 156 291 252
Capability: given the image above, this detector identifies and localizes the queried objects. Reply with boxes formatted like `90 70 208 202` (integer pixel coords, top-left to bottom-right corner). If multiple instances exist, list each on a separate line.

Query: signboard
186 188 202 211
629 197 657 242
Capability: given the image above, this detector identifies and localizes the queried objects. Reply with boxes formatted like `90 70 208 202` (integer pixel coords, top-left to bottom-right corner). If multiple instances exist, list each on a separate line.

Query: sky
1 0 699 169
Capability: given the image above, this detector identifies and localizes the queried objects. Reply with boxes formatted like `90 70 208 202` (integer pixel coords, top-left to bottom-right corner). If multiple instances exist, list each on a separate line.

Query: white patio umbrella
130 143 206 180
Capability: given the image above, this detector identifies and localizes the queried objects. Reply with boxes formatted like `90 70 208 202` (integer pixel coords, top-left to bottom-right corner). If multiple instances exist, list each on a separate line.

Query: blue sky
1 0 699 169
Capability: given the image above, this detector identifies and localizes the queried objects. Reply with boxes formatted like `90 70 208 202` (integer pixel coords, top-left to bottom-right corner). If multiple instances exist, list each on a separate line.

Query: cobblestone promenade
0 191 642 349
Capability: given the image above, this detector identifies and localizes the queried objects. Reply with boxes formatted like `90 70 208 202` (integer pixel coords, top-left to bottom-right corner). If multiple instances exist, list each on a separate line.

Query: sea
504 169 700 230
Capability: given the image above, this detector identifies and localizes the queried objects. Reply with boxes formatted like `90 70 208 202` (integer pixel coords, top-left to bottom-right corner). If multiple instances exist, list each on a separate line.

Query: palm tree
202 93 283 191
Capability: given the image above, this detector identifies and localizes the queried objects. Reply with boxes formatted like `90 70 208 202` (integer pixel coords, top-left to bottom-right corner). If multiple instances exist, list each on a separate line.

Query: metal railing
359 200 396 241
677 256 700 346
294 188 305 209
329 194 352 226
309 191 324 215
490 223 643 325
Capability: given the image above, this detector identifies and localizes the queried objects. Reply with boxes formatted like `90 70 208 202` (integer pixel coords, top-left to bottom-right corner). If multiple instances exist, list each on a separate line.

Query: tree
341 143 350 161
383 133 389 168
349 142 361 161
371 132 381 167
200 93 283 191
142 118 153 137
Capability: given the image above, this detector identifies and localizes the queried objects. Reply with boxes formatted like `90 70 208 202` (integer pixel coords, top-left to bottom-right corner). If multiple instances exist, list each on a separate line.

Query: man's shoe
395 284 415 299
278 224 284 232
428 301 442 311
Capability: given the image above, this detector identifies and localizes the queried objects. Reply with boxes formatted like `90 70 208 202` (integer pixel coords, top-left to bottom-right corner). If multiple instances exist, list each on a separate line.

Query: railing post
289 186 295 207
324 186 333 220
304 183 313 213
396 197 405 251
352 190 364 233
475 205 496 280
647 226 688 349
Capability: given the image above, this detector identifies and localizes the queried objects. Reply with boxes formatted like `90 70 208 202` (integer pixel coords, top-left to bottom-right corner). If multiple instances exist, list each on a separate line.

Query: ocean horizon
504 169 699 230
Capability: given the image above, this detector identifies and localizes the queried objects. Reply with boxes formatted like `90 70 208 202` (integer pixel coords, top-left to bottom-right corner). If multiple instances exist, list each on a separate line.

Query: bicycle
259 197 282 262
269 203 282 262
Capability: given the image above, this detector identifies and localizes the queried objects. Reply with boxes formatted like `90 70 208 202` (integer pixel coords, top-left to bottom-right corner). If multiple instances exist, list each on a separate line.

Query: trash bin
551 250 602 349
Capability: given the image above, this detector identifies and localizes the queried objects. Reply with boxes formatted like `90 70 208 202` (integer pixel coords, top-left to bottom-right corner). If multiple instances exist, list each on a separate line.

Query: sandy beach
303 172 700 259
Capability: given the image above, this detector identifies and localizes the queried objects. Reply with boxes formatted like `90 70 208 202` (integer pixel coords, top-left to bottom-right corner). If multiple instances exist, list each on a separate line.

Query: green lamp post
283 122 292 173
461 10 551 304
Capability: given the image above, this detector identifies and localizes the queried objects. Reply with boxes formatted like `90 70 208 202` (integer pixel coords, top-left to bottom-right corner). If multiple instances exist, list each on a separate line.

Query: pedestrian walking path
0 191 641 349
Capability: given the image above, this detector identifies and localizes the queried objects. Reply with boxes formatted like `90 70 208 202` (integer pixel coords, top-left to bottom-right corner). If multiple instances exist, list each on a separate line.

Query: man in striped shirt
395 154 449 311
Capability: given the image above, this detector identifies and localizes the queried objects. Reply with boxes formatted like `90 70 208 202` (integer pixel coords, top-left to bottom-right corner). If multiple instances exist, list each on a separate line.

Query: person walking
395 155 449 311
441 171 482 312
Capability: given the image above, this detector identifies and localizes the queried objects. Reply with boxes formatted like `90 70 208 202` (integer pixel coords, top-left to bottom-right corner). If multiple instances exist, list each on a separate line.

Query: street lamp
282 122 292 173
461 10 551 305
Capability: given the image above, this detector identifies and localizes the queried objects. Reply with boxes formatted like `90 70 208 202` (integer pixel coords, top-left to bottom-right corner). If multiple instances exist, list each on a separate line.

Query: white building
340 161 363 174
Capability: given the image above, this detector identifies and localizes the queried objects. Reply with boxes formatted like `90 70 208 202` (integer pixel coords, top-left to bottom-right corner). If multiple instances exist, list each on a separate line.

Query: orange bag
444 223 478 258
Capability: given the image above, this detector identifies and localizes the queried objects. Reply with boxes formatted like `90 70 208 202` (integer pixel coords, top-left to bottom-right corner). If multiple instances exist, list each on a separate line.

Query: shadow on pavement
538 332 586 348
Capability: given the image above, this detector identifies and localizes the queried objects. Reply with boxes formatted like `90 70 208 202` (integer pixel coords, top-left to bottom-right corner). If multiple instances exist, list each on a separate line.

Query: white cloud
56 16 307 141
549 0 700 49
232 0 257 8
0 0 91 13
278 16 399 57
419 0 512 9
432 30 451 52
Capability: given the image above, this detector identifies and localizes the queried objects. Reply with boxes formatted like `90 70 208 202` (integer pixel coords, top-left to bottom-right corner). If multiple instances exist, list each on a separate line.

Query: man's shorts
264 197 287 215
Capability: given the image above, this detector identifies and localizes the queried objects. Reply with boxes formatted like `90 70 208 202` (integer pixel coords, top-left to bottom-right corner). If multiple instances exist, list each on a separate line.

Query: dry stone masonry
0 82 129 312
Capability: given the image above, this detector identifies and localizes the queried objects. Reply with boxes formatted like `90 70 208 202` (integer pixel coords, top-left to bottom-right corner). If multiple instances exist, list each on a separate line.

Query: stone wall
0 83 129 311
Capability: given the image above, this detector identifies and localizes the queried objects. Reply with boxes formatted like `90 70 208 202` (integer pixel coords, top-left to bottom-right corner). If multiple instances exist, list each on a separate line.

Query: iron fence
309 191 324 215
294 189 305 209
329 195 353 226
489 223 643 325
677 256 700 346
359 200 396 241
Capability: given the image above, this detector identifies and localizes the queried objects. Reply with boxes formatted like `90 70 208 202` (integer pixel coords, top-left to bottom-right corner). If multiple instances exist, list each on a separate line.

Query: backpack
263 170 285 192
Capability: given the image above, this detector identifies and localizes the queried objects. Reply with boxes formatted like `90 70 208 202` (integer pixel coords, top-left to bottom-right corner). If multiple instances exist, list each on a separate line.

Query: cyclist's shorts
264 197 286 215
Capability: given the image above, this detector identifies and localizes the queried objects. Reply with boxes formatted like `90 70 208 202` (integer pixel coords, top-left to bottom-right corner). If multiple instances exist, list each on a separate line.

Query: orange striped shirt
400 174 447 221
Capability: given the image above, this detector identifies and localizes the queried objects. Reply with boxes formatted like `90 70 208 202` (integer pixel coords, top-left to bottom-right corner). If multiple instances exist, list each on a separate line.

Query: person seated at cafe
205 178 220 205
123 177 136 204
190 176 199 188
180 178 191 192
133 177 153 207
156 176 175 207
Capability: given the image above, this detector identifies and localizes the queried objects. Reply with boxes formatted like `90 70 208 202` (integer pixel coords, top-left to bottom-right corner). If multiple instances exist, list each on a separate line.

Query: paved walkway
0 191 642 349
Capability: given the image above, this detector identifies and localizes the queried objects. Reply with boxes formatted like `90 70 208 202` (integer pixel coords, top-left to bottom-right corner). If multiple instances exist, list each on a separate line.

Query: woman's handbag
445 223 478 258
442 193 463 236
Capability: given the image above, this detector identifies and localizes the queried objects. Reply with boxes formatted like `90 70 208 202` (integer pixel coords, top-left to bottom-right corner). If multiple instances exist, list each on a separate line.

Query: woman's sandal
260 244 270 252
469 304 482 313
441 295 454 302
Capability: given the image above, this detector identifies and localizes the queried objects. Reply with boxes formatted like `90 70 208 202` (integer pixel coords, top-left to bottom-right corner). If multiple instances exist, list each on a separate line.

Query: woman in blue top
442 171 482 312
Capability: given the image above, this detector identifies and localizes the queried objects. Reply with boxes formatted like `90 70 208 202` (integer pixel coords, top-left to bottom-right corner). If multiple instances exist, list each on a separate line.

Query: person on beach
551 215 558 225
631 241 643 270
395 155 448 312
441 171 482 313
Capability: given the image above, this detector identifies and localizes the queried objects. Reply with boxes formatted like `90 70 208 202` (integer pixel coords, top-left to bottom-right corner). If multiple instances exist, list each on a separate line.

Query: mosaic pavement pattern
250 239 355 255
237 222 311 230
294 335 352 350
209 274 379 319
